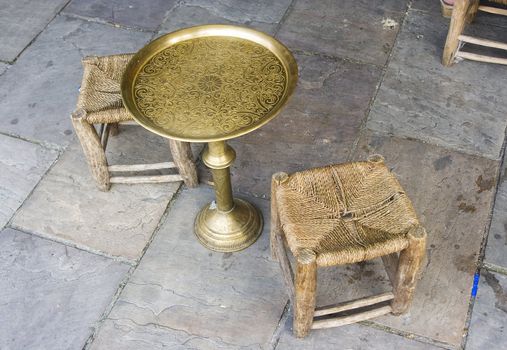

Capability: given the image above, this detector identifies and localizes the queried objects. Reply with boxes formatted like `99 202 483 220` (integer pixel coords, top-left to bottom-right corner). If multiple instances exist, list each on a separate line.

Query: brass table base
195 198 263 252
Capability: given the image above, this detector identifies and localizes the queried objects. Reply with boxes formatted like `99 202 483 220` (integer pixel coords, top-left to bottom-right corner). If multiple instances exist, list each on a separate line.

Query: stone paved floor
1 0 506 349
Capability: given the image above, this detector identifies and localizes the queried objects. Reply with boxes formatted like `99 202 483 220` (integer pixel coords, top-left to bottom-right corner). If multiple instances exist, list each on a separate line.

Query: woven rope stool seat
71 53 198 191
270 155 427 338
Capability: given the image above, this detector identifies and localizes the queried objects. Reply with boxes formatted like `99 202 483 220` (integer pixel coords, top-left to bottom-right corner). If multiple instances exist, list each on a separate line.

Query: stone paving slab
0 135 58 228
353 131 498 347
0 0 68 62
158 0 289 35
11 126 180 261
90 187 287 349
199 53 381 198
0 15 151 147
0 63 8 75
366 9 507 160
276 321 442 350
466 270 507 349
63 0 178 31
0 228 130 350
484 150 507 269
276 0 408 66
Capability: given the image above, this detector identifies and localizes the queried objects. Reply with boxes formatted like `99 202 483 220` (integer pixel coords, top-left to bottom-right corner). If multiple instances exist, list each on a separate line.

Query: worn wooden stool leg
391 226 427 314
271 172 289 260
443 0 472 66
71 109 111 191
294 249 317 338
274 229 296 306
109 122 119 136
168 139 198 188
466 0 480 23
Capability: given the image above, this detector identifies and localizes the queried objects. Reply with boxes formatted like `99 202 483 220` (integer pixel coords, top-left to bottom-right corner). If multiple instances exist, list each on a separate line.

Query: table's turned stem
202 141 236 212
196 140 263 252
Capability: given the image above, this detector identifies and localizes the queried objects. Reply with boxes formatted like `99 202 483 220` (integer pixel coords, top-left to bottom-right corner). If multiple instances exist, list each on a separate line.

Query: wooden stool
71 54 198 191
443 0 507 66
270 155 427 338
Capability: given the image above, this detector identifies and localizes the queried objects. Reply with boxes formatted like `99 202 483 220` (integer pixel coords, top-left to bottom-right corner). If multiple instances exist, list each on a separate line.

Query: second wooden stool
270 155 427 338
71 53 198 191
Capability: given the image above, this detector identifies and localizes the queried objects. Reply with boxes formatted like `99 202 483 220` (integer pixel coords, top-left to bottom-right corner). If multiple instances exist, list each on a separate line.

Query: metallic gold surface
202 141 236 170
195 198 263 252
121 24 298 142
122 25 297 251
196 141 263 251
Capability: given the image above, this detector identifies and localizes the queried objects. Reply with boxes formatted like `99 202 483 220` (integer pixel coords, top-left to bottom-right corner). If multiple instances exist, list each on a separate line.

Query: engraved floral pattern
133 37 287 139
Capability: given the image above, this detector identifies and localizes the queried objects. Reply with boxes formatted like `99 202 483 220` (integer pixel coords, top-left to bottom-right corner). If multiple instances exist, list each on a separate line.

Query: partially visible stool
270 155 427 338
443 0 507 66
71 53 198 191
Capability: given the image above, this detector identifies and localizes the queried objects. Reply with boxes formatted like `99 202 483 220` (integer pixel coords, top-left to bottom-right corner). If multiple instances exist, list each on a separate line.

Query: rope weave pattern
77 54 134 124
275 158 420 267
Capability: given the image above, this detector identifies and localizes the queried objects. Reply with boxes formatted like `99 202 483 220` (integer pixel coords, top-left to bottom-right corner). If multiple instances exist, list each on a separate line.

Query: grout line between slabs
268 301 291 350
60 12 157 34
460 123 507 349
364 320 454 350
81 183 185 350
0 130 65 152
7 224 136 266
273 0 296 37
347 0 413 162
3 145 64 232
5 0 73 65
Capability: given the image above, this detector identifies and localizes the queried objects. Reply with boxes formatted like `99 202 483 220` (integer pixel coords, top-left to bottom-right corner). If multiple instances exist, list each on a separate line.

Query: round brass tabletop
121 25 298 142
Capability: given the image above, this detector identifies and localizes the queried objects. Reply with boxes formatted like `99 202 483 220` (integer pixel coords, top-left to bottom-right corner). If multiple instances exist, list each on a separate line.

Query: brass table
121 25 298 252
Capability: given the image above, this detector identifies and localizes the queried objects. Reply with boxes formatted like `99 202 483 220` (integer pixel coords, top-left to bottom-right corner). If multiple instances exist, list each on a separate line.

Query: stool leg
274 230 295 305
71 110 111 191
270 172 289 260
168 139 198 188
466 0 480 24
294 249 317 338
443 0 471 66
109 122 119 136
392 226 427 314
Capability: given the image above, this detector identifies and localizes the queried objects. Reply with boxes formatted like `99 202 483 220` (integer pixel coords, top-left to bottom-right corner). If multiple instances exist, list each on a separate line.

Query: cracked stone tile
276 321 441 350
366 9 507 160
485 149 507 269
466 270 507 349
0 135 58 228
276 0 408 65
199 53 381 198
0 0 68 62
0 228 130 350
63 0 178 31
352 130 498 347
90 187 287 349
158 0 286 35
0 15 151 147
11 125 180 261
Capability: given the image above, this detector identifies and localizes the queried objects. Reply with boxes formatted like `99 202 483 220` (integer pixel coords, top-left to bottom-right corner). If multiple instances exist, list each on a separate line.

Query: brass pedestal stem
195 141 263 252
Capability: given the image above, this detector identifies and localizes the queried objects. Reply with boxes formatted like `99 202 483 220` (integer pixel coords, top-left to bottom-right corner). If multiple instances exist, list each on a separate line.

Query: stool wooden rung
459 35 507 51
108 162 176 172
455 34 507 66
314 292 394 317
110 174 183 184
478 5 507 16
312 305 393 330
